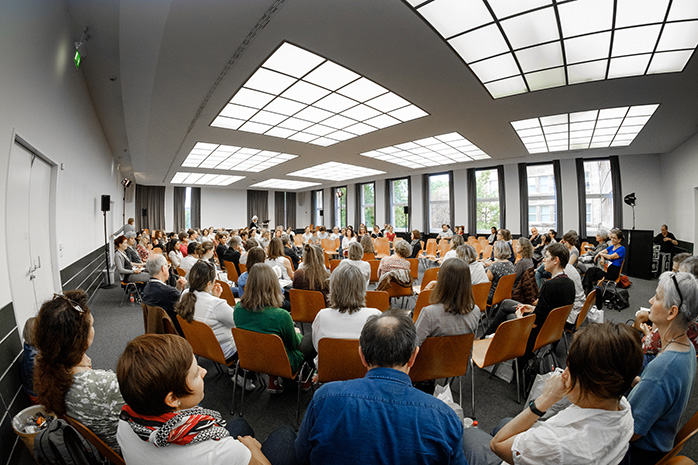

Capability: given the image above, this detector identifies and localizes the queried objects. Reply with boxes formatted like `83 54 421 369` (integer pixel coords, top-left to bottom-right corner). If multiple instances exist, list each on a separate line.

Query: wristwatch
529 399 546 417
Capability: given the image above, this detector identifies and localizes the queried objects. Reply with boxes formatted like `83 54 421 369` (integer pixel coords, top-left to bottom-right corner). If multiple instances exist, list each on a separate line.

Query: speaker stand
100 210 116 289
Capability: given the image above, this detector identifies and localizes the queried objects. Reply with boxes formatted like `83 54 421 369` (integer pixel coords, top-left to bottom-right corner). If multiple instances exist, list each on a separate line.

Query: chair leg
231 362 238 415
562 331 570 355
514 358 521 404
239 370 247 417
458 376 462 409
470 362 475 419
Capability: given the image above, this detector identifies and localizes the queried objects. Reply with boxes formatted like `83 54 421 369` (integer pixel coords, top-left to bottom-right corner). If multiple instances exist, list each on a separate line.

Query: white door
5 141 56 332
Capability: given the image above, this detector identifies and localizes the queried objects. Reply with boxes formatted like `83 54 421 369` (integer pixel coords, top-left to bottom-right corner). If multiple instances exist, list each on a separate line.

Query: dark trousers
225 418 299 465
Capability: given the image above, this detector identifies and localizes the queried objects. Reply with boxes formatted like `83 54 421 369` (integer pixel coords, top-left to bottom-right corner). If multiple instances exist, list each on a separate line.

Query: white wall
618 153 664 232
558 158 579 235
200 188 247 229
453 168 468 227
0 0 121 321
660 132 698 244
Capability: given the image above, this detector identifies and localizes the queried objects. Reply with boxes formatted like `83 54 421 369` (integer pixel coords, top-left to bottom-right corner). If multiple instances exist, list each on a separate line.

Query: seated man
125 232 143 264
437 223 454 239
295 310 466 465
142 255 187 335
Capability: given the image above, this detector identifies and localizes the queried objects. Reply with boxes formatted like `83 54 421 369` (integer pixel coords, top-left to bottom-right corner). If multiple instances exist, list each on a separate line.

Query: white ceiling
65 0 698 190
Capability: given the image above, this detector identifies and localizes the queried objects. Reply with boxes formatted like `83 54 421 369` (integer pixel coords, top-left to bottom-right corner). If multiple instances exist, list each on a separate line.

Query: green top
233 303 304 372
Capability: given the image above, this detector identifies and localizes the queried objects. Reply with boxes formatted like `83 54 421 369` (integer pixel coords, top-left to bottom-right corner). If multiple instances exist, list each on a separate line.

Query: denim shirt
295 367 466 465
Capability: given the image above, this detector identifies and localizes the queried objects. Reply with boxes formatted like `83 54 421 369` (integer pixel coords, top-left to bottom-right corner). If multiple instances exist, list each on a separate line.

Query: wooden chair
369 260 380 283
231 328 307 424
473 242 482 256
656 410 698 465
289 289 326 328
239 263 246 273
64 416 125 465
216 279 237 307
412 289 432 322
472 281 491 336
375 239 390 259
415 267 439 293
599 257 626 296
424 239 438 261
467 236 478 244
317 338 366 383
662 457 695 465
437 239 450 258
329 258 342 272
488 273 517 311
224 261 239 283
410 334 475 413
141 303 178 335
119 280 142 307
531 305 573 371
176 315 233 374
407 258 419 281
562 290 596 353
293 235 303 247
471 314 536 411
365 290 390 311
176 267 186 277
386 281 413 308
362 252 375 261
481 244 493 260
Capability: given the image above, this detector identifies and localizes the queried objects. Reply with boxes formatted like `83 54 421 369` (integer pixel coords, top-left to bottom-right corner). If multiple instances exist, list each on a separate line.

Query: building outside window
360 182 375 228
313 189 323 227
390 178 409 232
584 159 613 232
428 173 450 233
475 168 500 233
527 164 557 231
334 186 347 228
184 187 191 229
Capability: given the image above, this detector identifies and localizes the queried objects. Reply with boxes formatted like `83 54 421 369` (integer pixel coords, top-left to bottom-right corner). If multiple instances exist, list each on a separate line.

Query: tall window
334 186 347 228
584 159 614 231
313 189 323 227
184 187 192 229
475 168 500 233
428 173 451 233
360 182 375 227
390 178 409 232
527 164 557 231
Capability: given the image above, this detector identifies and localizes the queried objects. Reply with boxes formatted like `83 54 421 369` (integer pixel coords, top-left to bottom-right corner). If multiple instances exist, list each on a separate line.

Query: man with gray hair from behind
142 254 187 335
295 310 466 464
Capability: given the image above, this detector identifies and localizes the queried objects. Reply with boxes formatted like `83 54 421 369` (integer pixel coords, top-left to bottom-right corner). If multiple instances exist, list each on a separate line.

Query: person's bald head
359 310 417 369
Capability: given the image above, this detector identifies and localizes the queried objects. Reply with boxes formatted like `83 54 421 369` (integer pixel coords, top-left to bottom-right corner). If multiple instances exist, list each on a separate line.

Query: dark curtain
286 192 296 229
190 187 201 229
247 190 268 227
406 177 412 232
135 185 166 231
384 180 391 227
497 165 506 229
330 187 337 227
422 174 429 232
274 191 285 227
354 184 362 228
448 171 455 230
575 158 587 239
518 163 529 237
173 186 186 232
610 155 623 228
553 160 563 232
467 168 477 235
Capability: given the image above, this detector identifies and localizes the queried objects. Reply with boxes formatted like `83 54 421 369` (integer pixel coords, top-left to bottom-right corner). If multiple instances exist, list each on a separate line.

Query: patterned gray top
65 369 124 453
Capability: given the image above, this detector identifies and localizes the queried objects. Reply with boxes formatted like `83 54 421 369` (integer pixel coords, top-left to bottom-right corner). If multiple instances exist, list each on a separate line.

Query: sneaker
235 374 256 391
267 376 284 394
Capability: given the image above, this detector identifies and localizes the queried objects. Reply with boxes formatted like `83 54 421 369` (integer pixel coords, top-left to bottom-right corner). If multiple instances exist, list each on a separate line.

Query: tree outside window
428 173 450 233
475 169 500 233
391 178 409 232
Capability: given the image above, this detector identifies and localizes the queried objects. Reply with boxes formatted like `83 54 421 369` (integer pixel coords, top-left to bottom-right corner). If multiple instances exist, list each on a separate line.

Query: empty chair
489 273 516 310
316 338 367 383
176 315 233 375
563 289 596 352
412 289 432 322
216 279 237 307
329 258 342 271
416 267 439 293
224 260 239 283
365 290 390 311
407 258 419 281
375 239 390 259
369 260 380 283
289 288 326 327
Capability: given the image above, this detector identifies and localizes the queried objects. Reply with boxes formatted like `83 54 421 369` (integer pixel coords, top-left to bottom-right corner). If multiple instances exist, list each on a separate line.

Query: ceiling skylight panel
524 66 566 91
313 93 358 113
484 76 528 98
249 110 288 126
337 78 388 102
612 25 662 57
449 24 509 63
181 143 297 173
342 104 381 121
294 106 334 123
281 81 330 105
608 54 652 79
303 61 360 90
487 0 551 19
366 93 410 112
648 50 694 74
657 21 698 51
249 179 320 190
230 88 275 109
469 53 520 83
615 0 669 28
263 97 305 116
365 114 401 129
557 0 613 37
389 106 429 122
262 42 325 78
419 0 492 38
288 162 385 181
344 122 376 136
516 42 563 73
500 7 559 49
245 68 297 95
264 127 296 139
668 0 698 20
169 172 244 186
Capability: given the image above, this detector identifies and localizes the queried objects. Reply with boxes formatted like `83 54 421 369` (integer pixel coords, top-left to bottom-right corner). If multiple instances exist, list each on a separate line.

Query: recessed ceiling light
181 142 298 172
360 132 490 169
170 172 244 186
511 104 660 153
212 42 429 145
287 161 385 181
409 1 698 98
249 178 321 190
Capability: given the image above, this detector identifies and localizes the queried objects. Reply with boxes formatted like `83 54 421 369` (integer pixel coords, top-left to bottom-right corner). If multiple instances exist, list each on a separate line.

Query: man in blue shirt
295 310 467 464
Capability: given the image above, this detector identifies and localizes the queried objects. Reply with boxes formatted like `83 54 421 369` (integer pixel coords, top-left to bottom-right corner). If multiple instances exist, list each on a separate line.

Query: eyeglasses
53 293 84 314
671 273 684 310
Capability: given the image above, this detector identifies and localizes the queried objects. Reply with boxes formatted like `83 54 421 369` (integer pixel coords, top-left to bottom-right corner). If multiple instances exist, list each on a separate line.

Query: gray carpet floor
86 270 697 461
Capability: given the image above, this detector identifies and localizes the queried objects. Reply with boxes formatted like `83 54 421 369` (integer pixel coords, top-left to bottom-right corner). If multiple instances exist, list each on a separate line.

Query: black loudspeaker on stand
100 195 115 288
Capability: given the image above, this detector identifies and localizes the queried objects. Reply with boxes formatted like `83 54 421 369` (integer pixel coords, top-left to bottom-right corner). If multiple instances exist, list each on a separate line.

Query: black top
527 274 576 353
530 234 541 247
142 280 184 335
408 239 422 259
223 248 241 275
284 245 301 270
654 232 677 253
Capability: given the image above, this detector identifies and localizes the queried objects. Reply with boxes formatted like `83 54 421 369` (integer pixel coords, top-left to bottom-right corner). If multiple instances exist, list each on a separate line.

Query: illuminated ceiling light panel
409 0 698 98
181 142 298 173
170 172 244 186
287 161 385 181
212 42 429 145
360 132 490 169
511 103 659 153
249 179 321 190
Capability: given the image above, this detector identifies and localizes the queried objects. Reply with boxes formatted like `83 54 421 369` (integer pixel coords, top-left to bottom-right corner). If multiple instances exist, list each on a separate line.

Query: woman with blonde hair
459 244 489 285
441 234 465 263
360 234 376 256
293 244 330 302
266 237 294 280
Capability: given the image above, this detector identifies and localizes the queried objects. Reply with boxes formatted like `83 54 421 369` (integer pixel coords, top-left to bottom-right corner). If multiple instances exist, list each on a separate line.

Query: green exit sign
74 49 81 70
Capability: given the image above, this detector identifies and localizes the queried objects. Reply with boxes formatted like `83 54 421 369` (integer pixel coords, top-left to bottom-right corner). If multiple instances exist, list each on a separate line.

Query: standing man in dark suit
142 255 187 335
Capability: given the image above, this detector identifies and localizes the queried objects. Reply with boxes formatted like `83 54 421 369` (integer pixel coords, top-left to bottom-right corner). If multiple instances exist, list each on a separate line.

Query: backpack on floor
33 418 103 465
602 287 630 311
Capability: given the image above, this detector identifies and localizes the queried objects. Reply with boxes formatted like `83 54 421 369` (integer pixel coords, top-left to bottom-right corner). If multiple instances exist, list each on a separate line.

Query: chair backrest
472 282 491 313
407 258 419 280
655 410 698 465
467 236 477 244
321 238 337 253
224 260 239 282
365 290 390 311
473 242 482 254
412 290 432 322
420 267 439 290
294 235 303 247
176 267 186 277
216 279 237 307
176 315 228 365
142 303 177 334
317 338 367 383
362 252 376 261
64 416 125 465
369 260 380 283
386 280 413 299
410 334 474 383
661 457 696 465
575 290 596 330
375 240 390 258
532 304 574 352
482 314 536 367
419 240 425 256
491 273 517 307
289 288 326 323
239 263 247 273
329 259 342 271
482 244 493 259
232 328 295 378
438 240 450 256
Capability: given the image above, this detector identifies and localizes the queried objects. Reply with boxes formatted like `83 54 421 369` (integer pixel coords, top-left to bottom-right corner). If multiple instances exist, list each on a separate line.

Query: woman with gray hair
311 265 381 356
336 241 370 287
459 244 489 285
577 228 609 274
440 234 465 263
377 239 412 278
625 271 698 465
486 241 515 305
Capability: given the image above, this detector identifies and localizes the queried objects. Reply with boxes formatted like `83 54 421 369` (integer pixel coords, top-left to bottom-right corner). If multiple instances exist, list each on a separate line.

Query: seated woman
461 245 489 285
440 234 465 263
485 229 515 265
115 235 150 283
360 234 376 259
463 322 642 465
166 238 183 270
377 239 412 279
136 235 150 263
531 232 551 268
513 237 533 288
341 228 357 251
415 258 480 346
116 334 296 465
560 230 580 268
34 290 124 452
240 237 260 266
237 248 267 297
624 271 698 465
577 228 609 274
385 224 396 242
180 241 202 276
293 244 330 303
485 241 515 306
336 242 370 287
487 226 497 245
312 265 381 363
583 228 626 300
408 230 422 259
266 237 294 280
234 264 314 394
